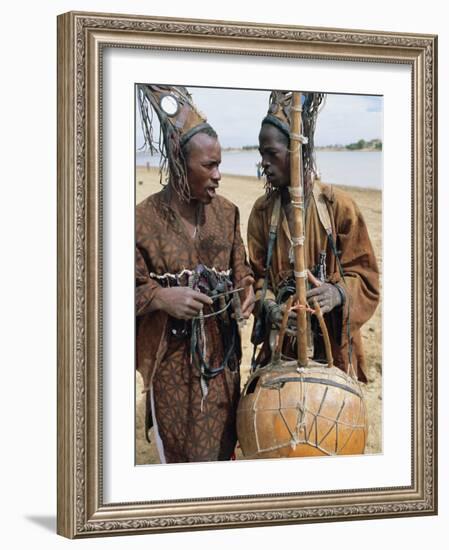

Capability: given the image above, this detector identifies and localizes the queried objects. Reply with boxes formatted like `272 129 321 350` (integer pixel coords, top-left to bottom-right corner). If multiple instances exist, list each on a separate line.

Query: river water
136 149 382 190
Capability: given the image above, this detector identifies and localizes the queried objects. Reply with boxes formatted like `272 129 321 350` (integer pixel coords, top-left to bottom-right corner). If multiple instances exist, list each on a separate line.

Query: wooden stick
311 298 334 368
307 270 334 368
289 92 308 368
273 295 295 361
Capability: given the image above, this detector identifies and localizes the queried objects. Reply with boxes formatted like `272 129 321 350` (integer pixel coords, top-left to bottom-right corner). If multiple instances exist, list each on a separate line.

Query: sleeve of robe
230 205 254 303
326 189 380 375
135 216 168 388
247 199 276 314
135 245 162 316
328 191 379 329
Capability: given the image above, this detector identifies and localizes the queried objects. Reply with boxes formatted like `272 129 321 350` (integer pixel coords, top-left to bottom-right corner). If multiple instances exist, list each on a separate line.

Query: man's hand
306 283 344 314
264 300 283 325
264 299 297 334
240 276 256 319
153 287 213 320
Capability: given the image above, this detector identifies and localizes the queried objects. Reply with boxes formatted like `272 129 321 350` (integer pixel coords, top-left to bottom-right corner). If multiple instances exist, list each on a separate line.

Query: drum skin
237 360 367 459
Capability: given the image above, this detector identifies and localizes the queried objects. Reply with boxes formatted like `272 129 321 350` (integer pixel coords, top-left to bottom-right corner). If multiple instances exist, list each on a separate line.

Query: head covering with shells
137 85 217 202
261 90 325 194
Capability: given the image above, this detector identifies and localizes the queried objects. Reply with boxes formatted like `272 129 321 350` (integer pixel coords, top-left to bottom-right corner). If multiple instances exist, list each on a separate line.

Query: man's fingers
240 286 255 319
189 290 213 306
241 297 256 310
242 275 255 288
306 286 326 298
314 299 330 313
183 303 204 317
272 311 283 324
241 307 254 320
241 301 255 319
178 306 200 320
240 281 255 316
241 288 255 308
241 302 255 318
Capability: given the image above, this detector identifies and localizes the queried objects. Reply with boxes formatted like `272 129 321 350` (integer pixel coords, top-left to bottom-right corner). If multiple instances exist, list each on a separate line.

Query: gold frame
57 11 438 538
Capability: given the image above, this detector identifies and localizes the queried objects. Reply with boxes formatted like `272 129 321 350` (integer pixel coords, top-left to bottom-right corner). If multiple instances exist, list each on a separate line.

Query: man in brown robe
136 86 254 463
248 92 379 381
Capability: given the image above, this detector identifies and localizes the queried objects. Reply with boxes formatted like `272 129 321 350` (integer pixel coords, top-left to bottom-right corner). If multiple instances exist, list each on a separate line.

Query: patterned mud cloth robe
136 188 253 463
247 181 380 382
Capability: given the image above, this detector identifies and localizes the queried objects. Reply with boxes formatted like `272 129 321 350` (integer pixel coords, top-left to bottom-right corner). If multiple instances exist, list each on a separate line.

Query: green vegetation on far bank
223 138 382 153
316 138 382 152
345 138 382 151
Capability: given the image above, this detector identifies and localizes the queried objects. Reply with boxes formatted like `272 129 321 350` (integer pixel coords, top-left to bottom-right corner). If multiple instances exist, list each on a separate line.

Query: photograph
134 84 383 465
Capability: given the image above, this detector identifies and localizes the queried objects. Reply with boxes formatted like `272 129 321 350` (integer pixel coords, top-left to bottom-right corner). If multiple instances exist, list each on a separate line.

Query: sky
136 86 383 150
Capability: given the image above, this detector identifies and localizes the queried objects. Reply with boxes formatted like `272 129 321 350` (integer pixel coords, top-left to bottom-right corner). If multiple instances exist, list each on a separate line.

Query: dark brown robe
247 181 380 382
136 188 252 463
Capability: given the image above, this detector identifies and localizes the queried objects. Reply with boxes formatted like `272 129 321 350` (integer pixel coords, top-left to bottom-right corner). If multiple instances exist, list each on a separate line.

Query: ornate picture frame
57 11 437 538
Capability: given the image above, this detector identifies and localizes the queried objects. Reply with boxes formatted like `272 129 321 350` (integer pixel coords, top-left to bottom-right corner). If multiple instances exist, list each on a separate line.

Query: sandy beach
135 167 382 464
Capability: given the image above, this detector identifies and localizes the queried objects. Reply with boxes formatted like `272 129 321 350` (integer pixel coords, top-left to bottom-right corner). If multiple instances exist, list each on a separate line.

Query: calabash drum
237 360 367 458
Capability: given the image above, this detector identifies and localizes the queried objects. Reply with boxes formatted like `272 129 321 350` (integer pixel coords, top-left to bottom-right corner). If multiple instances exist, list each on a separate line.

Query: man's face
258 124 290 188
185 133 221 204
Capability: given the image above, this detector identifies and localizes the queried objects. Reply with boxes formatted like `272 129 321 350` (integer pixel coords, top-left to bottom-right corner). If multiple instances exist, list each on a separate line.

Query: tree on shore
346 138 382 151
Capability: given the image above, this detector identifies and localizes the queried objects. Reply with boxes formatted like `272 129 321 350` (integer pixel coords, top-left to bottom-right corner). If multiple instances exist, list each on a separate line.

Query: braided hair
137 85 216 202
262 91 325 198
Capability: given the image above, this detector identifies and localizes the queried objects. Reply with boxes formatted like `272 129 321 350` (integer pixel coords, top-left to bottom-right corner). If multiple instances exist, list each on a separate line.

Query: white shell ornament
160 94 179 116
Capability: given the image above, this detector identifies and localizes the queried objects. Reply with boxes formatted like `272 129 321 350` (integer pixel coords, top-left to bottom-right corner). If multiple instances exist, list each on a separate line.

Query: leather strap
312 183 332 236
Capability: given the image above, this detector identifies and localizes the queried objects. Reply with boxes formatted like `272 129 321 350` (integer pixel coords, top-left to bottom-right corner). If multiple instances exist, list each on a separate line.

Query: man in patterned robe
136 86 254 463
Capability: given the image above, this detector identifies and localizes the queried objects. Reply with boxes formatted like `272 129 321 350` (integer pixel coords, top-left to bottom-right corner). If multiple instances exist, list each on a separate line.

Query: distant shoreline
138 147 381 155
315 146 380 152
220 146 382 153
136 149 382 189
136 166 382 194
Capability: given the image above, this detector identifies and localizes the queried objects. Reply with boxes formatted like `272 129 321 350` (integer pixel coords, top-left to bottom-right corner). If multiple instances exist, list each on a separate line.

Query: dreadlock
302 93 325 194
137 85 190 202
137 85 216 203
262 91 325 198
